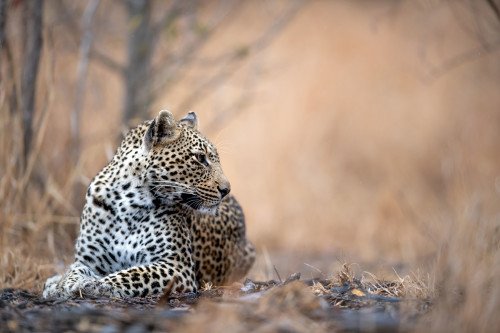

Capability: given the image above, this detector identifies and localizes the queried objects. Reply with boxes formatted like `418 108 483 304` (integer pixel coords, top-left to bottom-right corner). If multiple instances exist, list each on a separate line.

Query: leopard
43 110 255 299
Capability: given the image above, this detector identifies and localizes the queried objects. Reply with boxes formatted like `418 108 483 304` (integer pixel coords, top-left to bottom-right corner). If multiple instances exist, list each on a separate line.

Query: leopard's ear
179 111 198 131
144 110 181 150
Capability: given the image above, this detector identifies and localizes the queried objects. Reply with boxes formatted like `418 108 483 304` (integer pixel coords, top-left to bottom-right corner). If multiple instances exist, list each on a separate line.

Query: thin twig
148 0 243 105
176 0 303 112
52 0 124 75
420 39 500 83
273 266 282 283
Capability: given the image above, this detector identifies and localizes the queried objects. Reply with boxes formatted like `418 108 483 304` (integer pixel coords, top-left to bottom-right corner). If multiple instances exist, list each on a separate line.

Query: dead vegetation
0 267 431 332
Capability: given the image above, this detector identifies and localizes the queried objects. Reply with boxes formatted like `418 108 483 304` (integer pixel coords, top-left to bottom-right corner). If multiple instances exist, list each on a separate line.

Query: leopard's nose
217 186 230 199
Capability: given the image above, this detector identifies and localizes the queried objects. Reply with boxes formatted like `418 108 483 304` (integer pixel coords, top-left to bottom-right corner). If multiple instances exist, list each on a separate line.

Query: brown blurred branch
21 0 43 169
150 0 184 37
123 0 241 124
376 1 500 83
147 0 243 117
0 0 6 49
177 0 303 113
421 39 500 83
123 0 154 124
204 56 263 135
53 0 124 76
150 0 241 73
71 0 101 165
420 0 500 83
486 0 500 22
0 0 19 116
90 49 124 74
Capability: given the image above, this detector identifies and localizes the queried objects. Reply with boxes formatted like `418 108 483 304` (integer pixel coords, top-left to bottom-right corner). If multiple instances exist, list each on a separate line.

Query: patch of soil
0 273 430 332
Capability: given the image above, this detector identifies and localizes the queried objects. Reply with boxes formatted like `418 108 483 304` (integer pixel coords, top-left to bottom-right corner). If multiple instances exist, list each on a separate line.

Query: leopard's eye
193 152 209 167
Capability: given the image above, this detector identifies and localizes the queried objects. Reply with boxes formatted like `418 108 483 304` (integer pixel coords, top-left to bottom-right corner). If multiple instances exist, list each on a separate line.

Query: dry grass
1 0 500 331
309 263 433 301
365 270 433 299
419 202 500 331
0 110 76 290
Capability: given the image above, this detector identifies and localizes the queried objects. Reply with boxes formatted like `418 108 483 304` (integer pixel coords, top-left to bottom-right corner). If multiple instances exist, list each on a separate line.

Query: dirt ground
0 271 430 332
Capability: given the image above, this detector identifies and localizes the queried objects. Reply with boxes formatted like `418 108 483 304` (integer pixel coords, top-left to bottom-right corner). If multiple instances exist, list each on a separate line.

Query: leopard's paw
42 275 63 298
76 279 116 298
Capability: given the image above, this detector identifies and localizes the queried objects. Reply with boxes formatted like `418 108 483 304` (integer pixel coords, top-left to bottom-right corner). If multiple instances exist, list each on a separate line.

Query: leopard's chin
197 205 219 216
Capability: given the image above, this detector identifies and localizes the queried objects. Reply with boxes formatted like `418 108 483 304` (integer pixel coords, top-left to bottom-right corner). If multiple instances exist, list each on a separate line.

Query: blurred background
1 0 500 307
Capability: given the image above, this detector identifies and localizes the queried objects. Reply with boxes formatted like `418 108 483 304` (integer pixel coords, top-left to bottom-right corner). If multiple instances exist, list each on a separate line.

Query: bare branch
0 0 19 116
176 0 303 112
149 0 184 37
148 0 244 105
420 1 500 83
123 0 154 124
52 0 124 76
486 0 500 23
90 49 125 74
71 0 101 164
204 56 264 135
373 1 500 83
420 39 500 83
0 0 6 48
21 0 43 168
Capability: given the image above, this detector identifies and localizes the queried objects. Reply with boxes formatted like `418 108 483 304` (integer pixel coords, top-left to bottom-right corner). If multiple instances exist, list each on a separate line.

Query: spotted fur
43 110 255 298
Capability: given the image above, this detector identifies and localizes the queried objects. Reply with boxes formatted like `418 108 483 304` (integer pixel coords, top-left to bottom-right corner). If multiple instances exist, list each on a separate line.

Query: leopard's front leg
43 262 108 298
44 260 197 299
98 260 197 298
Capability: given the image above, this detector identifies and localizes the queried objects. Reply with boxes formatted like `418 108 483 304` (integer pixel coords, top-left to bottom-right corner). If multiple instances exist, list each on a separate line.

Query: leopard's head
142 110 230 214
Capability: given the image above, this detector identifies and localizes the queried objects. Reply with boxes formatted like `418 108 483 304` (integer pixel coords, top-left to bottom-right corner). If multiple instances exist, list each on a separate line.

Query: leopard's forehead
179 125 216 152
130 120 212 147
140 123 220 161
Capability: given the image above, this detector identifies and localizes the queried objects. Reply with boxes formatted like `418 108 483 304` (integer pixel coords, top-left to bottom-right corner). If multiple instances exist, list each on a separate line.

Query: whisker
149 181 195 189
150 186 195 195
150 179 192 185
150 184 193 191
182 195 203 209
149 180 195 190
213 139 235 155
